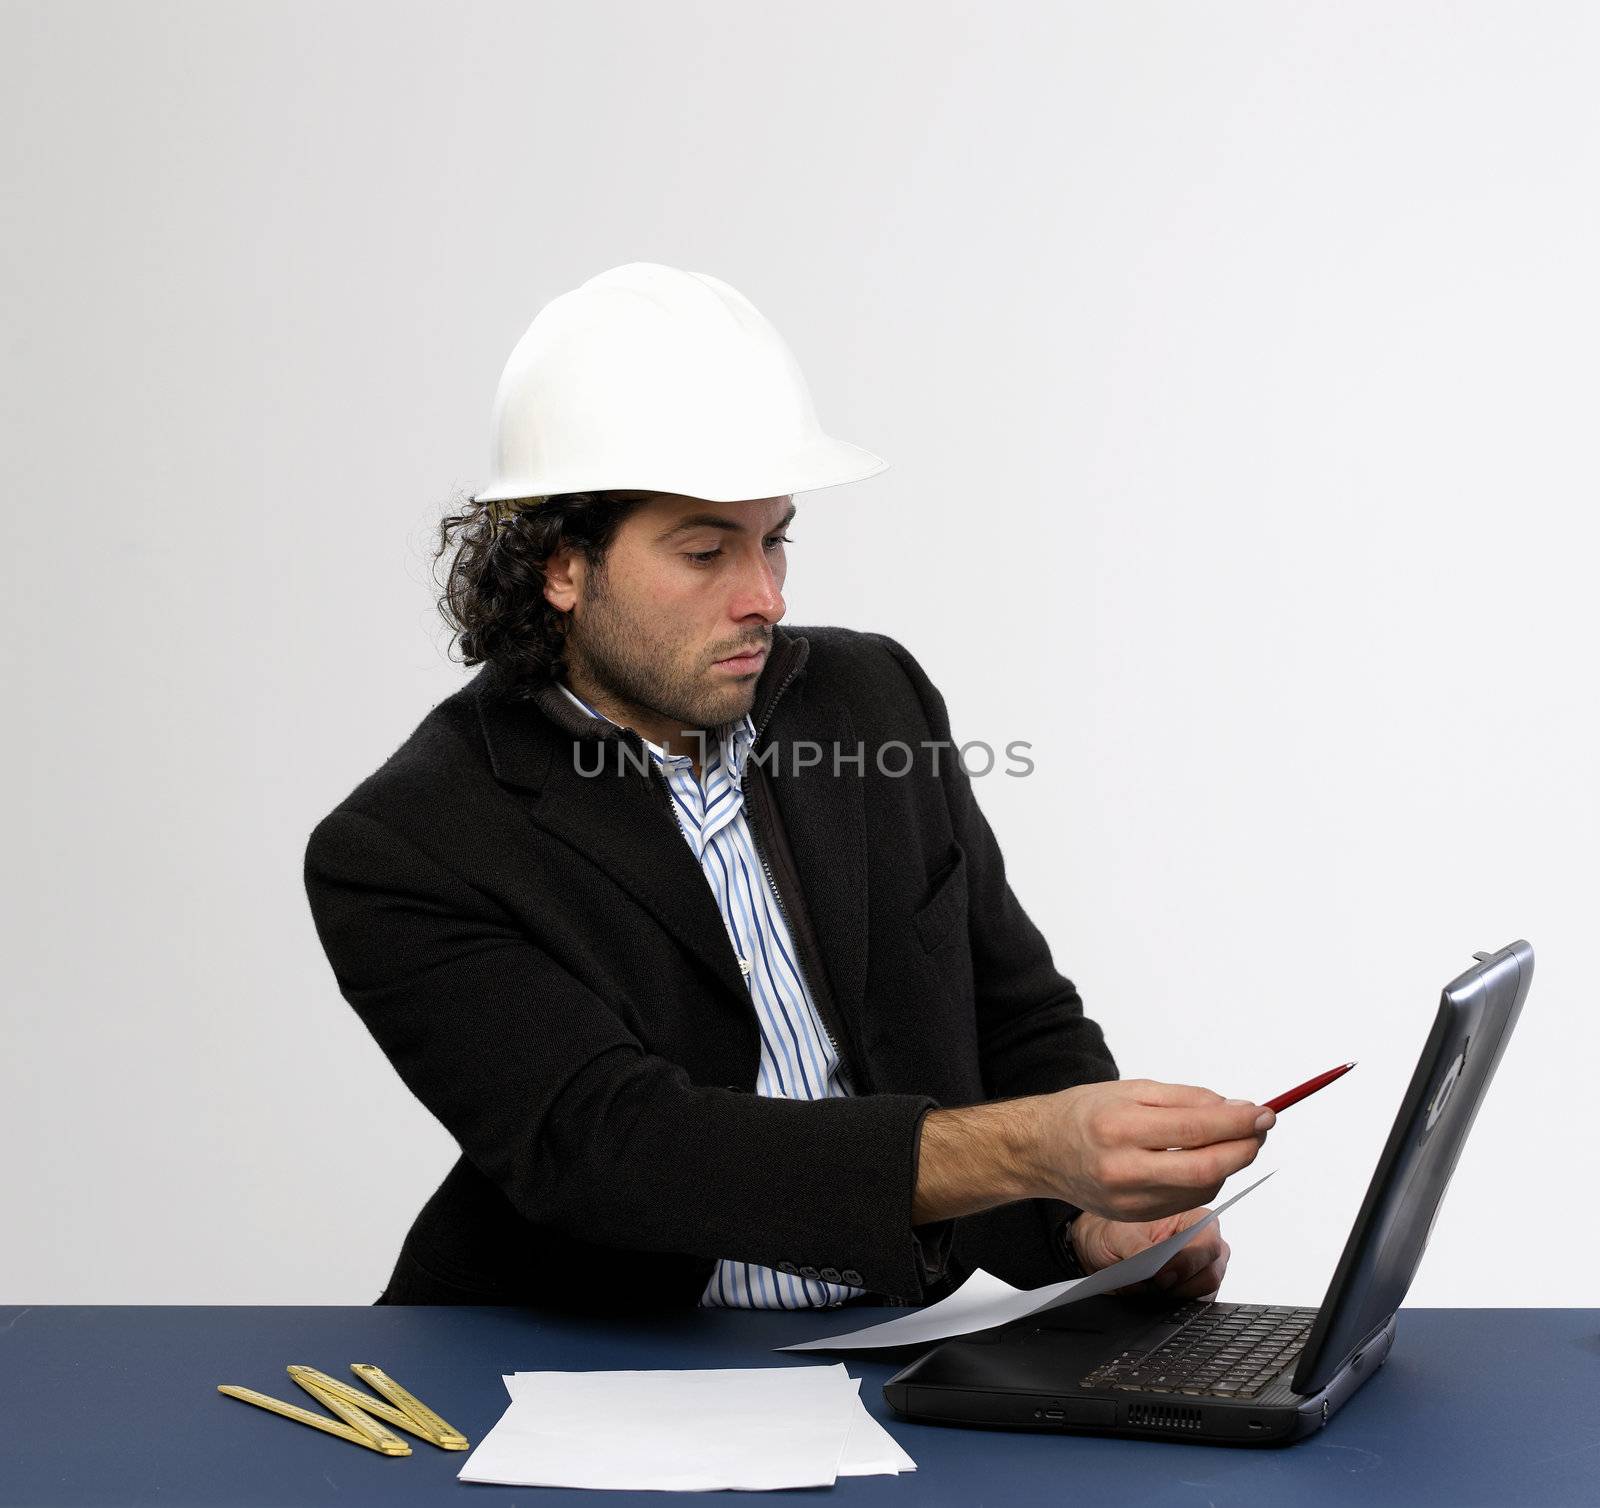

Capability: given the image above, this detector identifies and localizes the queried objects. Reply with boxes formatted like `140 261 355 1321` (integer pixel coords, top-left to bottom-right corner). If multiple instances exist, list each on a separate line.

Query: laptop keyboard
1078 1303 1319 1400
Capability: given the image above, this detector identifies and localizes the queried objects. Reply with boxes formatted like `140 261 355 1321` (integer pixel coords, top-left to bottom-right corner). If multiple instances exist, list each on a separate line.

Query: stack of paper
457 1364 915 1491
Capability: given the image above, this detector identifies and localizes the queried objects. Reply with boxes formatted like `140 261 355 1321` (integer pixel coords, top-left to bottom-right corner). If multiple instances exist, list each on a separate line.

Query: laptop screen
1291 941 1532 1395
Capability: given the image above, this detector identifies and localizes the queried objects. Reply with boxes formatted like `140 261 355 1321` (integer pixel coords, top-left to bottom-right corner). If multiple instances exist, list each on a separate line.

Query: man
303 263 1272 1311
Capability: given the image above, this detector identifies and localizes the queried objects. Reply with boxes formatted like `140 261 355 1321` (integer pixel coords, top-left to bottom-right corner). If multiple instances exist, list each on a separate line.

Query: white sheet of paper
462 1364 860 1490
777 1170 1275 1353
471 1366 857 1491
835 1380 917 1476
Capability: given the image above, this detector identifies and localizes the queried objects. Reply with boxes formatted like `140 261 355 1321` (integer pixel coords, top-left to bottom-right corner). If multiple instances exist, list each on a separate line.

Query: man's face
549 492 795 734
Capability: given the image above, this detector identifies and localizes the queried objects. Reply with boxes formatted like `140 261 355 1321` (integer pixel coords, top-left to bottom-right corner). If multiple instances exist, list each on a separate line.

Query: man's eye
685 536 794 567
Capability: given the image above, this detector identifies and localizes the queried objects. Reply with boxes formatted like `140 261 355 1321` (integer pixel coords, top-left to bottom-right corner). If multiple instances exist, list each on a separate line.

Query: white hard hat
470 261 888 505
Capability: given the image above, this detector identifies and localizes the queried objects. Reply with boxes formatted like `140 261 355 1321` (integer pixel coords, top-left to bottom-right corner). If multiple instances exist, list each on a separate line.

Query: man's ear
543 544 581 614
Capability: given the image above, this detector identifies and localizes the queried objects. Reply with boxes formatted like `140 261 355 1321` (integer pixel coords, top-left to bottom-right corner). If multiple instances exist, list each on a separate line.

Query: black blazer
303 625 1117 1310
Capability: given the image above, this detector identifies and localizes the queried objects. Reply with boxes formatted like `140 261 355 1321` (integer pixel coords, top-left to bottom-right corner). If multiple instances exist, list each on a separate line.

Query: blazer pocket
913 842 968 953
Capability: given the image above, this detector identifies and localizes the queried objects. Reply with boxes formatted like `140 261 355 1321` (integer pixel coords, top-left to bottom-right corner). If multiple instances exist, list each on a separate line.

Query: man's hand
912 1078 1273 1228
1069 1207 1230 1301
1022 1079 1274 1222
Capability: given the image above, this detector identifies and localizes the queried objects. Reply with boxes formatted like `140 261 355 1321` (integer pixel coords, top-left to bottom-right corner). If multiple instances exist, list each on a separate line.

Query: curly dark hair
433 489 652 694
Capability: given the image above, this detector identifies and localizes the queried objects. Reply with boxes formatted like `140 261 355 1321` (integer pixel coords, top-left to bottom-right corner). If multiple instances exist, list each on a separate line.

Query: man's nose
731 548 785 621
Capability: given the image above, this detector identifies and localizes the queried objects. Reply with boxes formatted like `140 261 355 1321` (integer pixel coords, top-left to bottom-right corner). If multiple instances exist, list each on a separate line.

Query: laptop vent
1127 1403 1203 1433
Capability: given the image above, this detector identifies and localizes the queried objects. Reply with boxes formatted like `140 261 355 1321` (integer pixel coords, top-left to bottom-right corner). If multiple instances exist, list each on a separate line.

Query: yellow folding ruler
218 1363 470 1455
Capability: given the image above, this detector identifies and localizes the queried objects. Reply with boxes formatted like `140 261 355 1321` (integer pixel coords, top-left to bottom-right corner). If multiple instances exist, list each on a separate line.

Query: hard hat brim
469 435 887 506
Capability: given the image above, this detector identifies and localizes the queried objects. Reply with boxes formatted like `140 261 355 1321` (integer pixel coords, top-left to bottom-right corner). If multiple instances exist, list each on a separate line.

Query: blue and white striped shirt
556 678 866 1309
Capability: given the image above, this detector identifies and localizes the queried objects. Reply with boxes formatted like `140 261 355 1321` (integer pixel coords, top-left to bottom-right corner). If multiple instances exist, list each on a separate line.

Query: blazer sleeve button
798 1265 820 1280
818 1267 841 1283
840 1269 863 1285
777 1261 799 1275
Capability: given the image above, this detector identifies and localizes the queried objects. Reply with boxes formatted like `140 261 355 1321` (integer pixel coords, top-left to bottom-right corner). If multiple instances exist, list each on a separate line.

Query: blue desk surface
1 1304 1595 1506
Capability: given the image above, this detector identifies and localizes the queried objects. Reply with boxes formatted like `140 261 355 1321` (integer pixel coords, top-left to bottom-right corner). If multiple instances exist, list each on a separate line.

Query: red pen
1265 1061 1356 1113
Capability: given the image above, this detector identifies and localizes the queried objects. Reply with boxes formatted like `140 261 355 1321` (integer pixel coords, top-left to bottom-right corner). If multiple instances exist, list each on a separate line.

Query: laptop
884 939 1532 1446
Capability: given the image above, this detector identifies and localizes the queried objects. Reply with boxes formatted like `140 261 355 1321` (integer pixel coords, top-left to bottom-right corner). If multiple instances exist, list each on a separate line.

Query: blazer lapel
753 685 868 1042
471 632 822 1016
539 744 756 1008
473 683 750 1008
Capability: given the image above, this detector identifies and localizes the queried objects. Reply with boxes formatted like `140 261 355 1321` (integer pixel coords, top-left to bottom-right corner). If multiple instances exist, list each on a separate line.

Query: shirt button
736 956 751 975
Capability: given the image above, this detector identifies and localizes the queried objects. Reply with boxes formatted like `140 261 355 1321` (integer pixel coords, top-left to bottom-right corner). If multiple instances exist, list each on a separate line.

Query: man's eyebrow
654 501 798 543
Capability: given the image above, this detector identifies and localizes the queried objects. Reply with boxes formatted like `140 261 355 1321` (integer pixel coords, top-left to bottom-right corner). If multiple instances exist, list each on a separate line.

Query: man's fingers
1156 1243 1217 1288
1166 1239 1231 1300
1136 1102 1272 1151
1183 1134 1262 1182
1126 1136 1263 1203
1128 1080 1226 1109
1153 1229 1222 1289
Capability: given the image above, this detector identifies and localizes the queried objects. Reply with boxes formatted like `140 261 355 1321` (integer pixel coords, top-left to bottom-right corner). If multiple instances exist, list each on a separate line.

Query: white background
3 1 1595 1306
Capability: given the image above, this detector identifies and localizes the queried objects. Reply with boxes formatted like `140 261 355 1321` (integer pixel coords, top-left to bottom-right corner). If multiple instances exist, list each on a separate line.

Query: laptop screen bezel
1289 942 1531 1396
